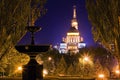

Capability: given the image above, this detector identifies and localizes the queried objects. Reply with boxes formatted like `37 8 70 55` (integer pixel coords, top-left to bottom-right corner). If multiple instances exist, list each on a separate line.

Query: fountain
15 26 50 80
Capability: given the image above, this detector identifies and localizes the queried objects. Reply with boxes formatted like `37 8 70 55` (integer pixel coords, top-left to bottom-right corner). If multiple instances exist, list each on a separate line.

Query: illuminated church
57 6 86 53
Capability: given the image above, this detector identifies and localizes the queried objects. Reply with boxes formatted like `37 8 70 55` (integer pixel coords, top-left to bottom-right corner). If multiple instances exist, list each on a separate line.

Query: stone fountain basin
15 45 50 55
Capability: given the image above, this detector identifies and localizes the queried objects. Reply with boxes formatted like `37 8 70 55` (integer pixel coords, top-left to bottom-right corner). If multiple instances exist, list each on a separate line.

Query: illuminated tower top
73 6 76 18
58 5 86 53
71 6 78 30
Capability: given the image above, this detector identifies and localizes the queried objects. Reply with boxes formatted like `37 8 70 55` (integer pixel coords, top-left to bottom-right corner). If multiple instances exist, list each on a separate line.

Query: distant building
55 6 86 53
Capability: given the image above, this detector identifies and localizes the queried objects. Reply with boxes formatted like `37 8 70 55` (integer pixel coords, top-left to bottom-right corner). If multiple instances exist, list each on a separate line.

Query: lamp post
44 56 55 75
115 69 120 79
79 55 90 79
83 56 89 78
17 66 22 71
43 69 48 77
17 66 22 77
98 74 105 80
48 57 52 61
115 70 120 74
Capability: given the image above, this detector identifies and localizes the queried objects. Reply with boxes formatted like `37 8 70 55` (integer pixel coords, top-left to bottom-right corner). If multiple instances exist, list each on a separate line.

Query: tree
66 64 74 75
94 59 104 79
0 0 46 76
0 56 7 74
0 0 46 59
74 61 81 76
103 67 110 79
86 0 120 65
55 56 67 76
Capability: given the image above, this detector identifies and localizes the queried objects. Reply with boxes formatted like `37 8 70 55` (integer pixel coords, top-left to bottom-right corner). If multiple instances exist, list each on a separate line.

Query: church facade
55 6 86 53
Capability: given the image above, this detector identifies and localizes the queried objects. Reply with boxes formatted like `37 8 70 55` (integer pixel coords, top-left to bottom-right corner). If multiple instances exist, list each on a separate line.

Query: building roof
68 27 79 33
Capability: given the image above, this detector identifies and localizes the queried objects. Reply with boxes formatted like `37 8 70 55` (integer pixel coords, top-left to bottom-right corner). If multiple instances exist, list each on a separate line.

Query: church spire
71 5 78 29
73 6 76 19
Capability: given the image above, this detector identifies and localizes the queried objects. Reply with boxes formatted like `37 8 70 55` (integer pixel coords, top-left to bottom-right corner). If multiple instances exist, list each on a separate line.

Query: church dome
68 27 79 33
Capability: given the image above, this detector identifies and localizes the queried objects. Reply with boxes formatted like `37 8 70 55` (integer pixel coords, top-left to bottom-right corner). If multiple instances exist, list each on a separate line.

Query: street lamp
79 55 90 64
18 66 22 71
15 66 22 77
113 65 120 78
115 69 120 78
47 56 55 74
79 55 90 78
115 70 120 74
83 56 89 62
43 69 48 77
98 74 105 80
48 57 52 61
83 56 89 78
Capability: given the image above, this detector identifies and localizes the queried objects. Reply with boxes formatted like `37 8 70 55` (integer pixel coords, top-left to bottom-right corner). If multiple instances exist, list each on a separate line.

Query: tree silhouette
55 56 67 76
94 59 104 79
67 64 74 75
0 0 46 76
86 0 120 65
103 67 110 78
74 61 81 76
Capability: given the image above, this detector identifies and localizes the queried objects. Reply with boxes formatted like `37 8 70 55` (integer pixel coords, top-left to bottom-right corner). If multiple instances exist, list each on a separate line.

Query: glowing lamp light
84 57 89 61
67 33 79 36
43 69 48 77
18 66 22 71
48 57 52 61
115 70 120 74
98 74 104 78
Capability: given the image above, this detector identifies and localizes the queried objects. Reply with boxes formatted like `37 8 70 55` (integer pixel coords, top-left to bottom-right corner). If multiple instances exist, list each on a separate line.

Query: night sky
19 0 95 47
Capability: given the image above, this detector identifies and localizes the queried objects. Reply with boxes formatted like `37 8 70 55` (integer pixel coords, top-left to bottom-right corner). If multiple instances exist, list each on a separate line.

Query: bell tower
71 6 78 30
59 5 86 53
